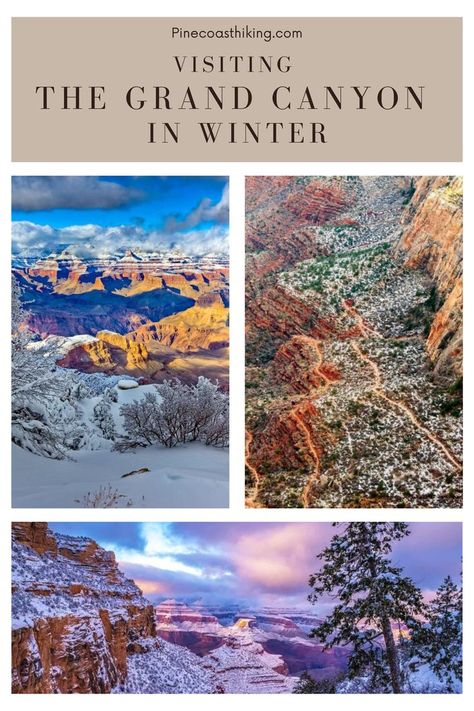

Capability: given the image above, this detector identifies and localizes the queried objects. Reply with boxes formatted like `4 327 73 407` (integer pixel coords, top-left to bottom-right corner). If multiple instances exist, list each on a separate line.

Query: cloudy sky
11 176 228 257
49 522 462 613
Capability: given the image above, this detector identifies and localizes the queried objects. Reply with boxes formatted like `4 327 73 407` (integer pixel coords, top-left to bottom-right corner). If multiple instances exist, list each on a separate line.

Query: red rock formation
247 284 336 345
246 177 349 261
397 176 463 378
283 183 348 223
11 522 57 555
97 331 150 368
55 274 105 295
12 523 158 694
248 399 321 478
271 335 340 394
130 294 229 352
246 175 463 508
16 254 229 384
58 331 153 375
155 601 226 656
59 338 115 369
245 177 352 505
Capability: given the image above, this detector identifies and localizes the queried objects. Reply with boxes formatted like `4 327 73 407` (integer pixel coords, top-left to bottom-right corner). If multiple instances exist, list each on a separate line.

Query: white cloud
114 546 203 578
113 524 208 579
164 182 229 232
11 220 228 257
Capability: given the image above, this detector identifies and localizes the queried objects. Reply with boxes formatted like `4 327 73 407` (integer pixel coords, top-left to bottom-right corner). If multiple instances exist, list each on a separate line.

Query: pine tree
293 671 340 694
408 575 462 692
308 522 424 693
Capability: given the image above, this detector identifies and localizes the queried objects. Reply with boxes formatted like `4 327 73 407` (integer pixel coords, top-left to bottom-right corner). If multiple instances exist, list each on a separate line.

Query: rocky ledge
11 523 212 694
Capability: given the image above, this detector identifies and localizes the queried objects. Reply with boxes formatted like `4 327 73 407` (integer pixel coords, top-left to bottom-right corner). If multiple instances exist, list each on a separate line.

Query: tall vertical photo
11 176 229 508
246 177 462 508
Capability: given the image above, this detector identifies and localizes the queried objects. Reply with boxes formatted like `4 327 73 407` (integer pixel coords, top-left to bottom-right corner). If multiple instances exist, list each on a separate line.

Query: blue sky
49 522 462 611
11 176 228 256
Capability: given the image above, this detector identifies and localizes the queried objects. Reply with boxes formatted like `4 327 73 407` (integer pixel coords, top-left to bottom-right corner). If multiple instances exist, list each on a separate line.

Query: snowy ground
12 382 228 509
12 378 229 508
12 443 228 508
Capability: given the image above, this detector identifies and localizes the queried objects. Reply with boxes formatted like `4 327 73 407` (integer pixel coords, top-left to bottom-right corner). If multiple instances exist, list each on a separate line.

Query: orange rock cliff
397 176 463 380
11 523 157 693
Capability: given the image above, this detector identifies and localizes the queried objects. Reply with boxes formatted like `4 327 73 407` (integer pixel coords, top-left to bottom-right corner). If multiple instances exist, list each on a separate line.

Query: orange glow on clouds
135 579 168 596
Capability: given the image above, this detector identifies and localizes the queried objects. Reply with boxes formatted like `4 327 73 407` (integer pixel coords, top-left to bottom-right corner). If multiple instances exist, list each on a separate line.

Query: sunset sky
49 522 462 613
11 176 228 257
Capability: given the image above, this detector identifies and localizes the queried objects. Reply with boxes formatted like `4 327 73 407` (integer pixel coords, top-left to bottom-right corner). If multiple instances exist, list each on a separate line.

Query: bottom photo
11 521 462 695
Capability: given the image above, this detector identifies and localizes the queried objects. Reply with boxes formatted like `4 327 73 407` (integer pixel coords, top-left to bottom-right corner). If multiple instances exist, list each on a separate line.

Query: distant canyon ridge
13 248 229 389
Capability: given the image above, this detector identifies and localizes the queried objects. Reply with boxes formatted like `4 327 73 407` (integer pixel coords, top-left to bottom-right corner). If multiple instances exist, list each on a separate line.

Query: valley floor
12 442 229 508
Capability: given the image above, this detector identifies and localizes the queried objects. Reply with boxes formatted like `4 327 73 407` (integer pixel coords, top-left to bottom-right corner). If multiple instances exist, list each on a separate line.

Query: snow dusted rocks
11 524 212 694
154 601 344 689
202 640 297 694
11 525 296 694
117 379 139 390
114 637 214 694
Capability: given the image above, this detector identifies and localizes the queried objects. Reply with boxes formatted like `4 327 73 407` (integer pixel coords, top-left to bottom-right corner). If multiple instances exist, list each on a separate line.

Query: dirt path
351 341 382 389
248 296 460 508
298 340 332 507
350 340 461 472
314 341 332 391
245 429 263 508
342 299 383 339
295 339 330 507
287 407 321 508
246 337 329 508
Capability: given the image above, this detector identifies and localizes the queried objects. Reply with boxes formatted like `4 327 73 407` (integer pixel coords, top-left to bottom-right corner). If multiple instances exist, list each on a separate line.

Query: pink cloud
231 523 331 594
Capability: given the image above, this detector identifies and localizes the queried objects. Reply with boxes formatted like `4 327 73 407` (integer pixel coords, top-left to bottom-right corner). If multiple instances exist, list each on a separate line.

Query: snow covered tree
193 377 229 447
119 391 162 448
92 396 117 440
155 379 195 446
408 575 462 692
11 276 93 458
308 523 424 694
12 277 73 459
202 397 229 447
293 671 340 694
119 377 229 449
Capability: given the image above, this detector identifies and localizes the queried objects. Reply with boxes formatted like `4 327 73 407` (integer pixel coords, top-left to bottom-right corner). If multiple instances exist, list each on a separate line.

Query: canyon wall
16 257 230 385
245 176 463 508
397 176 463 380
12 523 158 694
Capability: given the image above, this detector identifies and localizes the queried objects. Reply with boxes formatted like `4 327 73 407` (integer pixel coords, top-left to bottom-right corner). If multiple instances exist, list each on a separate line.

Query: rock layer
397 176 463 379
16 254 230 386
12 523 158 694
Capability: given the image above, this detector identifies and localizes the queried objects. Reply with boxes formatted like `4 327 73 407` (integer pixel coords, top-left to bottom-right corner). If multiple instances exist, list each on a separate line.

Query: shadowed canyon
13 249 229 388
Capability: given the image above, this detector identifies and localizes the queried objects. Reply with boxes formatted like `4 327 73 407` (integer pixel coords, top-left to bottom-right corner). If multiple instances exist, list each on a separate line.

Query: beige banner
12 17 462 162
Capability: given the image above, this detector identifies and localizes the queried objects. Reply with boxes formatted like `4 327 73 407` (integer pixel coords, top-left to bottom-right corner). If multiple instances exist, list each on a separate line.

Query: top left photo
11 176 229 508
